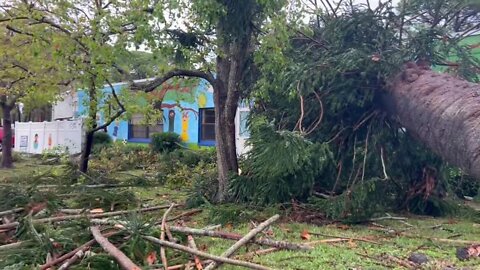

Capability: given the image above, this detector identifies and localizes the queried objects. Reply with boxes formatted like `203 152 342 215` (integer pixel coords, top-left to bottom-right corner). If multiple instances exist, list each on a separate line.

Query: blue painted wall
76 79 215 146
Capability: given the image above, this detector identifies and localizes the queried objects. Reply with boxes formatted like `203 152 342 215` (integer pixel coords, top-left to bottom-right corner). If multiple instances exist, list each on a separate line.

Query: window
128 113 163 140
199 108 215 144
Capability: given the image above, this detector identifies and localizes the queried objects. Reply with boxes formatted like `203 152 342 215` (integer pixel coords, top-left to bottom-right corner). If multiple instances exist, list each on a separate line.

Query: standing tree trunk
79 83 98 173
387 63 480 179
1 101 14 168
213 81 239 201
80 130 94 173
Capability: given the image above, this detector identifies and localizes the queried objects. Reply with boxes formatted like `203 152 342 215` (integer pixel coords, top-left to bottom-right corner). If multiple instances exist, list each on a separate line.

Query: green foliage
164 159 216 189
309 179 399 223
185 162 218 207
150 132 180 153
93 132 113 146
91 143 155 172
204 203 277 225
70 189 137 211
230 120 333 205
248 0 480 218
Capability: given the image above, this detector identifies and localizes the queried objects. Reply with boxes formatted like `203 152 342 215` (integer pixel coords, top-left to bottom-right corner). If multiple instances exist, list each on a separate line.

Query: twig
0 207 24 217
187 235 203 270
0 204 178 230
169 226 311 250
143 236 272 270
39 231 119 270
370 214 408 221
90 226 141 270
161 204 175 270
307 232 380 244
166 209 202 222
204 214 279 270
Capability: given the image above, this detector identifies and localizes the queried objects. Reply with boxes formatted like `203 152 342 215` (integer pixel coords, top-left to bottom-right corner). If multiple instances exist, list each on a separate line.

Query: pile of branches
0 202 312 269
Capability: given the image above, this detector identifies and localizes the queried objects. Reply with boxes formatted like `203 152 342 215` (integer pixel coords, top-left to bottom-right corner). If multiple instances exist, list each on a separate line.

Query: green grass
179 216 480 270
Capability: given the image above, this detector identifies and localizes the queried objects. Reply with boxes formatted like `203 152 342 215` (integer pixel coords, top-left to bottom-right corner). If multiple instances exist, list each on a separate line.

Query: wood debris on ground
0 203 313 269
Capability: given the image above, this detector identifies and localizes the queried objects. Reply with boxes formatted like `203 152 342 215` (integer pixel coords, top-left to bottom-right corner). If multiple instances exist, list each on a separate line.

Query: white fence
14 120 83 154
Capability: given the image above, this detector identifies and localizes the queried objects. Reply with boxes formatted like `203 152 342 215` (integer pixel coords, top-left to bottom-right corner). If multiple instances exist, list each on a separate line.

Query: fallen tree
387 64 480 179
239 0 480 211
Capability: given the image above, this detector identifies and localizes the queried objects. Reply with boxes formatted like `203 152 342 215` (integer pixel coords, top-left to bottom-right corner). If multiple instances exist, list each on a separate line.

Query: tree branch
91 80 126 133
91 226 141 270
132 69 215 93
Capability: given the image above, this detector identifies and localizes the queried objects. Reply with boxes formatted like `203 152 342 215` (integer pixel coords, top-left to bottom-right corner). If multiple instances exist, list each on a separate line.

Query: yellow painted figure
181 112 189 142
198 92 207 108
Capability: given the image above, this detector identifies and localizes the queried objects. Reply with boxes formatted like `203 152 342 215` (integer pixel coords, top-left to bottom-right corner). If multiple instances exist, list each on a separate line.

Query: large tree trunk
1 102 14 168
213 81 239 202
387 63 480 179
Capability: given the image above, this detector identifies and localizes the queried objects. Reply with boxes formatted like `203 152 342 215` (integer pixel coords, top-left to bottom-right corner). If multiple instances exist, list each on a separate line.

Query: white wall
14 120 83 154
52 92 78 120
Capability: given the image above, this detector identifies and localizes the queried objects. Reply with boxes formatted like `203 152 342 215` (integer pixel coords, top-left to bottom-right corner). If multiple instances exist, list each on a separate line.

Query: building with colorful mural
53 77 251 155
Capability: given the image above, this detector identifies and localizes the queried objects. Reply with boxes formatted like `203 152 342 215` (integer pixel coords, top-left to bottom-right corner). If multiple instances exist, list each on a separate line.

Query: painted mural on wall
76 78 215 146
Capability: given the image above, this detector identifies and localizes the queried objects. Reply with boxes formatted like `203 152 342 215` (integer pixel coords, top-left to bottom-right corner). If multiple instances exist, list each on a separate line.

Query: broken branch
0 204 178 231
168 226 311 250
143 236 272 270
204 214 280 270
160 204 175 270
0 207 24 217
187 235 203 270
39 231 120 270
90 226 141 270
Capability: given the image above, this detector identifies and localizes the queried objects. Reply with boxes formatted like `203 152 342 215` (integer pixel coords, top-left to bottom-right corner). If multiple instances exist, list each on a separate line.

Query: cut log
169 225 311 250
204 214 279 270
90 226 141 270
143 236 272 270
387 63 480 179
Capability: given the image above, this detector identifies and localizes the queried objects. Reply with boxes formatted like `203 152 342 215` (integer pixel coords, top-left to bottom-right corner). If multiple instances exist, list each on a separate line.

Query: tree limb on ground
0 204 178 230
39 231 120 270
90 226 141 270
160 204 175 270
204 214 279 270
187 235 203 270
169 225 311 250
143 236 272 270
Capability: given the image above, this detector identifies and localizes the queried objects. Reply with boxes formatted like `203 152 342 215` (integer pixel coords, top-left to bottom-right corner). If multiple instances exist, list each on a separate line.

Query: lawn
0 155 479 270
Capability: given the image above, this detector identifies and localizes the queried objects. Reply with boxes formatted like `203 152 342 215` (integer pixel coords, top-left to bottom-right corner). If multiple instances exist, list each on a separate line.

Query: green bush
160 148 216 167
93 132 112 153
90 143 155 172
150 132 180 153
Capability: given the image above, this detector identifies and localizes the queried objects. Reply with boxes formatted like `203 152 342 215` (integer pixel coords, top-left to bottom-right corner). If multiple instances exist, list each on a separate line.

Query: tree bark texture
1 101 14 168
79 130 94 173
213 3 254 201
387 63 480 179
